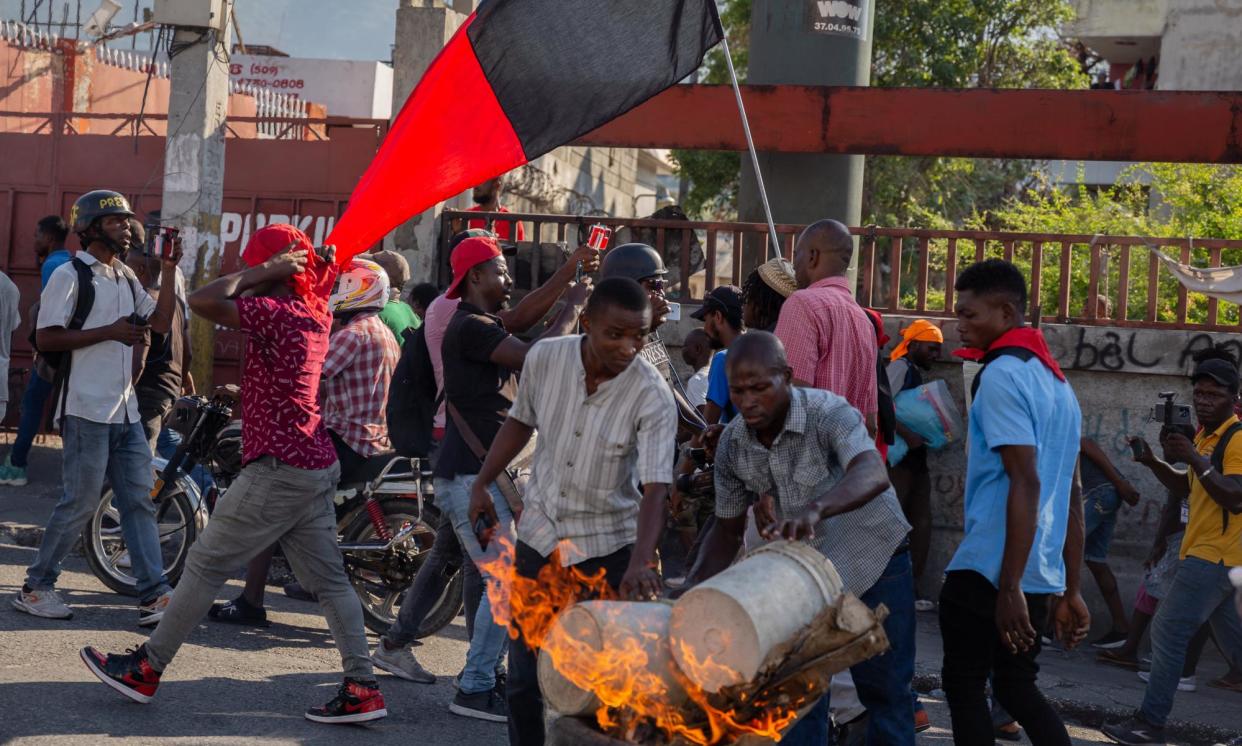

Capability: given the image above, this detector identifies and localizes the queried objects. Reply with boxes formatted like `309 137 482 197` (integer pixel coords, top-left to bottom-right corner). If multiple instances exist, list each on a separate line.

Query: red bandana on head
953 326 1066 381
240 224 337 323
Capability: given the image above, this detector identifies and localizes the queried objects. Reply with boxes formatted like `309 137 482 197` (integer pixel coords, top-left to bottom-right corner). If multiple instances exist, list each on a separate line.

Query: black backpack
969 346 1037 400
1209 422 1242 536
29 257 96 371
387 324 441 458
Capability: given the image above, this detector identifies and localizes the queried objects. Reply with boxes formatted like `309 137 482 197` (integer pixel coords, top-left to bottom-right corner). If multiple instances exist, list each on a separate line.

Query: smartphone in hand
474 513 497 552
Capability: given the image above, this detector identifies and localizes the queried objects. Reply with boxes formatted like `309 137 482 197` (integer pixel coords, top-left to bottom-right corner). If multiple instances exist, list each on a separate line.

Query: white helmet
330 257 390 314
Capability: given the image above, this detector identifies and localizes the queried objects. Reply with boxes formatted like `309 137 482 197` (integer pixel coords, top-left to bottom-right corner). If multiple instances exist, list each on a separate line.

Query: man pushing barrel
686 331 915 746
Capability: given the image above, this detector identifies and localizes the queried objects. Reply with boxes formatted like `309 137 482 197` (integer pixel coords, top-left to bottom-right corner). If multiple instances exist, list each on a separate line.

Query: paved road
0 540 1123 745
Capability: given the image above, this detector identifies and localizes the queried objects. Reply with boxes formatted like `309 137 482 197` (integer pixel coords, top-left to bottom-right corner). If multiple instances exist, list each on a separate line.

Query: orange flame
479 536 813 744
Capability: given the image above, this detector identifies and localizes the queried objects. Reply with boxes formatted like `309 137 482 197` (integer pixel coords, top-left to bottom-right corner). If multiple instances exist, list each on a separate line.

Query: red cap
445 236 503 299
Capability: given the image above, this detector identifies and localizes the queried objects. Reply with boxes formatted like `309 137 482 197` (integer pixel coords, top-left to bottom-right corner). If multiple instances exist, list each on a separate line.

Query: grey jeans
145 456 373 680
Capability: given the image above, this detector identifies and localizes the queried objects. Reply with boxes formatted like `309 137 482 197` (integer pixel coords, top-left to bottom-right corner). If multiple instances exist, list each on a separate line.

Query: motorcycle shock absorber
365 497 393 542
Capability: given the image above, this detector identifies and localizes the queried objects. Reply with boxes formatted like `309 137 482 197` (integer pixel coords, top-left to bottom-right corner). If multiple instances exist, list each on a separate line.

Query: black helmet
70 190 134 235
600 243 667 283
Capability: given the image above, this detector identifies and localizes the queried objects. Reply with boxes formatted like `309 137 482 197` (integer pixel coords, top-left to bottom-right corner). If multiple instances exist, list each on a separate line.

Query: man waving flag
329 0 723 260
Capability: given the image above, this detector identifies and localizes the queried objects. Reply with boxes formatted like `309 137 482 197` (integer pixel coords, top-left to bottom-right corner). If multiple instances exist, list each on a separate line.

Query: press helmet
70 190 134 236
330 257 390 315
600 243 667 283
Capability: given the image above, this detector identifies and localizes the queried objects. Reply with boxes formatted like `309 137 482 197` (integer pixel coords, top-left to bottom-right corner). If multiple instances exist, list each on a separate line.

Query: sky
2 0 398 61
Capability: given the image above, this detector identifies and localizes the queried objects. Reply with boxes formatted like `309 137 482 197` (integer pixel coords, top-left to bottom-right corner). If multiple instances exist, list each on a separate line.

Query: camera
1152 391 1192 428
675 447 714 499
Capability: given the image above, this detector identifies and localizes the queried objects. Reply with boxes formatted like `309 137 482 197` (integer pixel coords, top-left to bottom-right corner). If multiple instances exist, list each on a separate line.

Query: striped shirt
510 335 677 566
774 276 878 417
714 387 910 595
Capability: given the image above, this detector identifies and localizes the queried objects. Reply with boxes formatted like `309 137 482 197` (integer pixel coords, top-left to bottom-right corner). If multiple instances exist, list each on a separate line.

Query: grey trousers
146 456 373 679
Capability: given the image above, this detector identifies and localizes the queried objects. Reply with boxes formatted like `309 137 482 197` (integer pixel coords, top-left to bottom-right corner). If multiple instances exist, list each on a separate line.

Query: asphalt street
0 540 1124 745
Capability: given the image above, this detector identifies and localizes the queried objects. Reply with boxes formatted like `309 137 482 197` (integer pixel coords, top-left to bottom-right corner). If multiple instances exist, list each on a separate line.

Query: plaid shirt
510 335 677 566
774 276 878 417
321 312 400 456
714 387 909 595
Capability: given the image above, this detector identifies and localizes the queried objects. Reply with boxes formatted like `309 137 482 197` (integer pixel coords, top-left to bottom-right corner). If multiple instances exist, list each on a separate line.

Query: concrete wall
1157 0 1242 91
657 314 1238 632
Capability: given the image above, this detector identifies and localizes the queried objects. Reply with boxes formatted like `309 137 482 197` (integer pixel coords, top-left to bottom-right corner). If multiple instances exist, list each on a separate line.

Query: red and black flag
330 0 723 259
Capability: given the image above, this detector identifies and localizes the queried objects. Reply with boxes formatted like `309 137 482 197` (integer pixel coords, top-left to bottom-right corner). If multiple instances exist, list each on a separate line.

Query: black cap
691 285 744 320
1192 358 1240 390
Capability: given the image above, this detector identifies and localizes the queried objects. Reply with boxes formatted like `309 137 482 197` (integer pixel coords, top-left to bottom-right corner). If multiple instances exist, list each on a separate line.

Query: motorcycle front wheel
340 498 463 637
83 485 199 597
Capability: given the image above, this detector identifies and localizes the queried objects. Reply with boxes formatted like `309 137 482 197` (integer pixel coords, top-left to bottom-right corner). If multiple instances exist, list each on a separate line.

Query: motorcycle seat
338 452 414 491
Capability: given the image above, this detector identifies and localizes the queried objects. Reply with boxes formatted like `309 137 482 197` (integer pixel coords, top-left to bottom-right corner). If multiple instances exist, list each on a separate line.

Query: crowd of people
0 180 1240 746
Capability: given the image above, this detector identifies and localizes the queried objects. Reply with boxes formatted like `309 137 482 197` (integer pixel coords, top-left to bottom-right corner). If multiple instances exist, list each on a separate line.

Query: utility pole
156 0 233 390
737 0 875 288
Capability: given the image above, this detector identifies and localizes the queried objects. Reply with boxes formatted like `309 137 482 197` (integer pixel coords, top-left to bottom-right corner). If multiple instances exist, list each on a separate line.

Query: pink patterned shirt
237 296 337 470
774 276 878 417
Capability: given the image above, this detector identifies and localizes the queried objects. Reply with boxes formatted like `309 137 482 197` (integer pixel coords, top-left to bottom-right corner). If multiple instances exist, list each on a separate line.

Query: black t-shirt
137 295 186 402
435 301 517 478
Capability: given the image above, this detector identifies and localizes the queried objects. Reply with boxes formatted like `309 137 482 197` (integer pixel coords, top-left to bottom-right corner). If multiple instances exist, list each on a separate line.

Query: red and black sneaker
80 644 161 704
305 678 388 724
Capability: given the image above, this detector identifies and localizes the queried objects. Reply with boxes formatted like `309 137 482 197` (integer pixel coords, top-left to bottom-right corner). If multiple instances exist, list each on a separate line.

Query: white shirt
424 293 460 430
684 365 710 409
37 252 155 424
510 335 677 566
0 272 20 404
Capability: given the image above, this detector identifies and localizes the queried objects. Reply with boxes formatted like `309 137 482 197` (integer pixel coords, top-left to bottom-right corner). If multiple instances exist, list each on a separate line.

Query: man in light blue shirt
940 259 1089 746
0 215 72 486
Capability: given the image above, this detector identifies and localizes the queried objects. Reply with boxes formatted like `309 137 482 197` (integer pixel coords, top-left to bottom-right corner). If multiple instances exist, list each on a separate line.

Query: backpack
29 257 96 371
387 324 441 458
969 346 1036 400
1209 421 1242 536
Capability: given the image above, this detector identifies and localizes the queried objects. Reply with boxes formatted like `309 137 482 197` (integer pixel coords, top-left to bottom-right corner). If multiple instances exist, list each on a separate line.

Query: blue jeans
9 369 53 468
435 473 514 695
25 416 170 602
784 549 917 746
1083 484 1121 563
1141 556 1242 726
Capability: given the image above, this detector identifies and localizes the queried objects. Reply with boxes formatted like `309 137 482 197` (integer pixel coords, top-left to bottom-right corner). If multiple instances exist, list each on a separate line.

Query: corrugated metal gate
0 112 383 425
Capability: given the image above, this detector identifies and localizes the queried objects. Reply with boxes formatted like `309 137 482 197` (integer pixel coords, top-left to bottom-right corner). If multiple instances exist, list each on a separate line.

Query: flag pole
720 35 781 261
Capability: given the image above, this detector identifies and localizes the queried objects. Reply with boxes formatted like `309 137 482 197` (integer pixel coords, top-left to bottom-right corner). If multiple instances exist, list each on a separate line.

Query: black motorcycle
83 389 462 637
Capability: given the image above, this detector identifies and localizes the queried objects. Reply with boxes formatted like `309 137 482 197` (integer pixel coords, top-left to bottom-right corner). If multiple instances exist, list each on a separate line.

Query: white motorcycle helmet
330 257 390 314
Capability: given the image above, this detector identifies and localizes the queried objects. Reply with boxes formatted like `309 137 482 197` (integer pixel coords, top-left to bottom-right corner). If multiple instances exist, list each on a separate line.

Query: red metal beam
577 85 1242 164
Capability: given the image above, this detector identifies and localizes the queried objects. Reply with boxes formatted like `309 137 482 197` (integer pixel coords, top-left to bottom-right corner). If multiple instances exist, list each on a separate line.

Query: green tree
670 0 1090 223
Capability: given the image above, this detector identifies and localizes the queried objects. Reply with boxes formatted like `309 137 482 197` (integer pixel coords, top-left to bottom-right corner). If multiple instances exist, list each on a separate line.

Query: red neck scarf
953 326 1065 381
240 224 336 324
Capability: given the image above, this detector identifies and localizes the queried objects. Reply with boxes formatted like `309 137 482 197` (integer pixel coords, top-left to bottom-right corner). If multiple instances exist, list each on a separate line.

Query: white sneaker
371 641 435 684
12 588 73 619
138 591 173 627
1138 669 1197 692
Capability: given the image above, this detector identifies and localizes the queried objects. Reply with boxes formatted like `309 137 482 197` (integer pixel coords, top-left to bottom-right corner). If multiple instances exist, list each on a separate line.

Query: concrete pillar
388 0 467 283
737 0 874 286
161 11 233 389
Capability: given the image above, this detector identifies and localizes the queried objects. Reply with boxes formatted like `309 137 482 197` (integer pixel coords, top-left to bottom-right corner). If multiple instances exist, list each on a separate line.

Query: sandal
1208 676 1242 693
208 596 271 627
1096 649 1140 670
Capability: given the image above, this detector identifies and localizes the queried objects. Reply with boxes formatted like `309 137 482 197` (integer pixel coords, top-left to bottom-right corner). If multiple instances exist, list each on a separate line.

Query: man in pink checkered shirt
774 219 879 434
321 305 401 476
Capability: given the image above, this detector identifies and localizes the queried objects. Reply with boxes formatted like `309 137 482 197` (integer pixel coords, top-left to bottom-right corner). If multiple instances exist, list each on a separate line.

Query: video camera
1152 391 1193 429
675 447 714 499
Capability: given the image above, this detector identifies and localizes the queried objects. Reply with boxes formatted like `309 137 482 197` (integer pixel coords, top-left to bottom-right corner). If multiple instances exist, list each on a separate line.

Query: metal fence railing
444 210 1242 332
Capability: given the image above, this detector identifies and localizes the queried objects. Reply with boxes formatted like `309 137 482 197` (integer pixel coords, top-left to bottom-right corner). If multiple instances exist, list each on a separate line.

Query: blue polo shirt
41 249 71 289
947 355 1082 594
